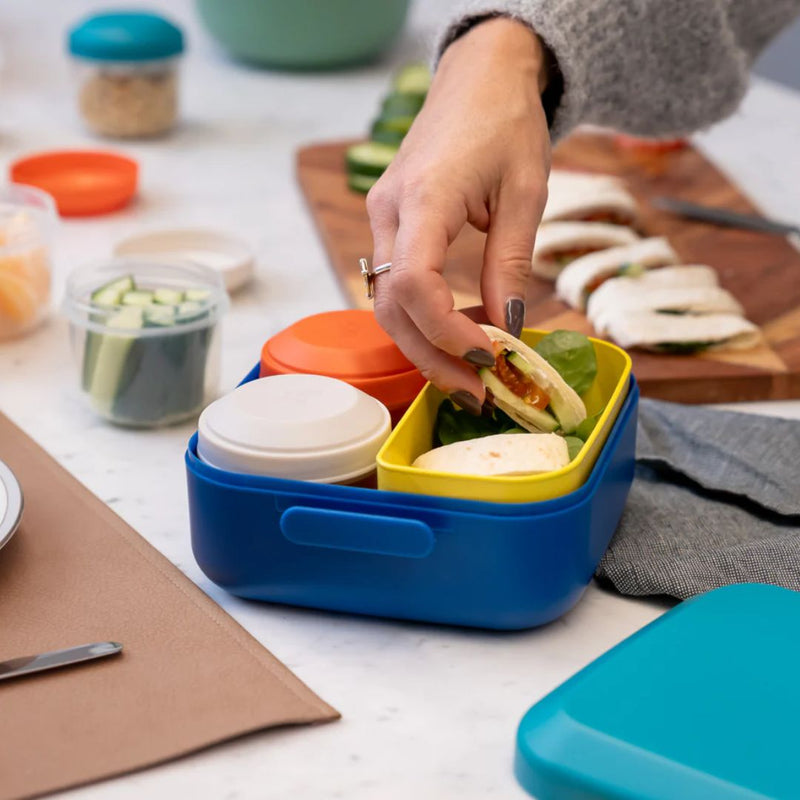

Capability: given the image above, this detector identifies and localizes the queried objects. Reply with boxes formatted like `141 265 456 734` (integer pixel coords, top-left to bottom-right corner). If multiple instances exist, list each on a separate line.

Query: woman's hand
366 17 552 414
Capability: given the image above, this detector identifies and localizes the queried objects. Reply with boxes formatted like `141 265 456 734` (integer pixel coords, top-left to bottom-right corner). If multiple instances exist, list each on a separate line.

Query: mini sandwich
591 286 743 336
555 237 679 311
412 432 569 477
477 325 587 434
531 221 641 281
587 264 719 317
603 310 761 353
543 171 638 227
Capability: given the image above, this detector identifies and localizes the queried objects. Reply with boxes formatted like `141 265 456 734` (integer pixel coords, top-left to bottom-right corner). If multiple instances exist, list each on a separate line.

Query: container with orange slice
0 185 56 340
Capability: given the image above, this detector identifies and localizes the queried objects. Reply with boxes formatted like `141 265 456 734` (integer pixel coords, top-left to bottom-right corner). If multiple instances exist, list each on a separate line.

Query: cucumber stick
86 306 144 417
82 273 214 425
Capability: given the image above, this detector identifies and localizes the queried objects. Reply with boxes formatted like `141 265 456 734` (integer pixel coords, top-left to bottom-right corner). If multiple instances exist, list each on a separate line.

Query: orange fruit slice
0 247 51 303
0 270 41 326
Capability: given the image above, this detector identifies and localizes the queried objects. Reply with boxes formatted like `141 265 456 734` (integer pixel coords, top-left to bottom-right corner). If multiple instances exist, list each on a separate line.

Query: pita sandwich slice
542 173 639 227
477 325 587 435
555 237 680 311
590 285 744 336
604 310 761 353
531 221 641 280
412 432 570 477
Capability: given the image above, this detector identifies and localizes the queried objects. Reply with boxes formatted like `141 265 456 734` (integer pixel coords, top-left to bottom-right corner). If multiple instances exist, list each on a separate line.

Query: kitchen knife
0 641 122 682
652 196 800 237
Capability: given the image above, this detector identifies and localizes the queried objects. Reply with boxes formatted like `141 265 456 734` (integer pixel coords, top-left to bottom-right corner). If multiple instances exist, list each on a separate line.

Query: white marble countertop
1 2 799 798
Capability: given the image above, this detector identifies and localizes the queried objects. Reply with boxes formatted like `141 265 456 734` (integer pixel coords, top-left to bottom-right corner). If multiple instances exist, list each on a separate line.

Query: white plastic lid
113 228 254 292
197 374 391 483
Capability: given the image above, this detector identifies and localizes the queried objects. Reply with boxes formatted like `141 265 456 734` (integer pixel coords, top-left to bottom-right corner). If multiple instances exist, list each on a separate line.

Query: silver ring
359 258 392 299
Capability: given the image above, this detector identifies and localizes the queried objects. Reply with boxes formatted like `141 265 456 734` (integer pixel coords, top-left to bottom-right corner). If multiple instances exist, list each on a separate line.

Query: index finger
388 202 493 361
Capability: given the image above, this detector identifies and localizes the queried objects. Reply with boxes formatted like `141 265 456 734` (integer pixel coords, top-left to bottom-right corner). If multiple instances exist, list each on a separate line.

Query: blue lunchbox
185 366 638 630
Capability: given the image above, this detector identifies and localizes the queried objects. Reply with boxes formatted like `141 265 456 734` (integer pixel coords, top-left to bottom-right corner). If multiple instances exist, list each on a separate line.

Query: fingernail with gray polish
450 390 482 416
463 348 496 368
505 298 525 339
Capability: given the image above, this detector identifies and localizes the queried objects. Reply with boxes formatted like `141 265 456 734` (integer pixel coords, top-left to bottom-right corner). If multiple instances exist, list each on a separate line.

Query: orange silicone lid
260 310 425 415
10 151 138 217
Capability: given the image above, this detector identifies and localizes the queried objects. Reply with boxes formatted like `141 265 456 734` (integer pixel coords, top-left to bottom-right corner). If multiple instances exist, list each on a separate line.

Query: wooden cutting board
297 132 800 403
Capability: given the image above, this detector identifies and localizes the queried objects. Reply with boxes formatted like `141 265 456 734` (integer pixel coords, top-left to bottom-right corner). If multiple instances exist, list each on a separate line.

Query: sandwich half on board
556 237 679 311
532 221 640 280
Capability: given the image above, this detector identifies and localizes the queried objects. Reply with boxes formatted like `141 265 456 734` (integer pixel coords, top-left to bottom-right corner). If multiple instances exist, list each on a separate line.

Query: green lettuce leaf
564 436 585 461
534 329 598 396
433 400 525 447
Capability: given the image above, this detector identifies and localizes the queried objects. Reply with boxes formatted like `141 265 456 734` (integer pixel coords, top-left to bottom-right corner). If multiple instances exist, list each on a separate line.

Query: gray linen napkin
595 398 800 600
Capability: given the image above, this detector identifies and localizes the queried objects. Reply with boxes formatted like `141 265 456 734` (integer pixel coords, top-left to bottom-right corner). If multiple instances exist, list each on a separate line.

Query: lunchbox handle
279 506 435 559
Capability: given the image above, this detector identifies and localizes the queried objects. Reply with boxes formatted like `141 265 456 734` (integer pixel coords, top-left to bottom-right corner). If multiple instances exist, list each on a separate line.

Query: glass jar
63 259 228 428
68 11 184 138
0 184 56 341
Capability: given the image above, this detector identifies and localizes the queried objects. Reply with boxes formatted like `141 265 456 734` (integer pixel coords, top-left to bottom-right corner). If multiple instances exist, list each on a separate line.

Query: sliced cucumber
370 127 406 147
184 288 211 303
347 172 379 194
345 142 398 178
121 289 155 307
91 287 124 307
370 115 414 140
153 288 184 305
91 275 135 306
176 300 206 322
381 91 426 117
392 63 431 94
479 368 560 433
143 304 177 327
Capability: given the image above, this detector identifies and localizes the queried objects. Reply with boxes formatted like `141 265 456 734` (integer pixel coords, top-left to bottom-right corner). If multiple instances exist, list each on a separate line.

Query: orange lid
260 310 424 413
10 151 138 217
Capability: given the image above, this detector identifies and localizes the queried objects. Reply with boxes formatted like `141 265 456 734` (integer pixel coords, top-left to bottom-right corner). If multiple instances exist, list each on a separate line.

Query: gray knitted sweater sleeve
438 0 800 140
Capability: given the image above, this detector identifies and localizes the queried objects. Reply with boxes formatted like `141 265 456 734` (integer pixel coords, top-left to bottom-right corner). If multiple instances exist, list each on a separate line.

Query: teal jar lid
68 11 184 62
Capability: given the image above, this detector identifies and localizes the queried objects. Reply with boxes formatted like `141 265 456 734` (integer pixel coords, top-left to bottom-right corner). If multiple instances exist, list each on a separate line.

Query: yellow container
376 330 632 503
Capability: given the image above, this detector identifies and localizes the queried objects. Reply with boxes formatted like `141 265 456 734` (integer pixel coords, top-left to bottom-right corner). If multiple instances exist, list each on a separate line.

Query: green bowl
195 0 411 70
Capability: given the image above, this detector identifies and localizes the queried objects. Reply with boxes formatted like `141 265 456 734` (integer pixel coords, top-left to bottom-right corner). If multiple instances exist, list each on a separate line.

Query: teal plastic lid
68 11 184 62
515 584 800 799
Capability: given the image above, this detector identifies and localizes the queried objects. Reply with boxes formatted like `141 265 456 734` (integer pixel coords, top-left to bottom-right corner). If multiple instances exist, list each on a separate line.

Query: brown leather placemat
0 411 338 800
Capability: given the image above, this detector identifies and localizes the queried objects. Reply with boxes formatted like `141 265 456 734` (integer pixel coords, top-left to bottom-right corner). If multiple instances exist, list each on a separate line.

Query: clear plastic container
68 12 184 139
0 184 56 341
63 259 228 428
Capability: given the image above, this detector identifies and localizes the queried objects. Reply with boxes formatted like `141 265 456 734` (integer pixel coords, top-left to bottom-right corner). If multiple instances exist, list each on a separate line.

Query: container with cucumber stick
345 62 431 193
64 260 228 427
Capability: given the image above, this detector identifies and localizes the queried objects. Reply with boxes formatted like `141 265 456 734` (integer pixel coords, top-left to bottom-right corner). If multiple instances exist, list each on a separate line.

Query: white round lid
113 228 254 292
197 374 391 483
0 460 23 552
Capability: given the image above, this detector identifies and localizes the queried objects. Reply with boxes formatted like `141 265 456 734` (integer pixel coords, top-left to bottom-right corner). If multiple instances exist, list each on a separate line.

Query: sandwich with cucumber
416 329 599 477
477 325 588 436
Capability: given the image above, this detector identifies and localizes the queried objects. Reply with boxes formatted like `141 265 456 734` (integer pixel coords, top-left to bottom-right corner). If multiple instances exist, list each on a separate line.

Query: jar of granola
68 11 185 139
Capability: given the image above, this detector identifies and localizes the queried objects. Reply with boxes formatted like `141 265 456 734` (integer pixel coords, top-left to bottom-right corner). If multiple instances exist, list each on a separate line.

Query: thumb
479 175 546 338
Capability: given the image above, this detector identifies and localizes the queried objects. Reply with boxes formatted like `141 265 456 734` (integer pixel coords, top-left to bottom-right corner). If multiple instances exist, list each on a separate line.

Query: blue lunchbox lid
68 11 184 62
515 583 800 799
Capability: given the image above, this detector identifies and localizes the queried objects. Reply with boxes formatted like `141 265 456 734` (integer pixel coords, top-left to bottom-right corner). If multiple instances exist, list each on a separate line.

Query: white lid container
198 374 392 483
113 228 254 292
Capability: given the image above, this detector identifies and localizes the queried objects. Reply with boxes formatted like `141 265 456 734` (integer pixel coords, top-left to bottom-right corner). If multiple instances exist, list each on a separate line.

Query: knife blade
0 641 122 682
652 196 800 237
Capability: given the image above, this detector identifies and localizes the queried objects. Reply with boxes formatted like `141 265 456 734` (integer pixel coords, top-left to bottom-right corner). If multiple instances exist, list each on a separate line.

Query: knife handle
0 641 122 682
